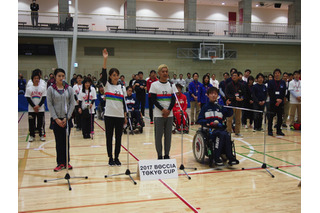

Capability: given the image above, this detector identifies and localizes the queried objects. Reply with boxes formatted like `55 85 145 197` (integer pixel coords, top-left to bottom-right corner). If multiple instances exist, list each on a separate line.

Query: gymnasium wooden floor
18 110 301 213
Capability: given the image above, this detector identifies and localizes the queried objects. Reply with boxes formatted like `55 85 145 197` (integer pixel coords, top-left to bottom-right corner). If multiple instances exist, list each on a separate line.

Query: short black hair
256 73 265 80
150 70 156 74
223 72 229 76
175 83 183 90
138 71 143 75
293 70 300 75
238 71 243 76
126 85 133 91
230 68 237 74
76 74 82 79
54 68 65 76
192 72 199 77
207 86 219 96
245 69 251 74
248 76 254 82
273 68 282 75
232 71 239 76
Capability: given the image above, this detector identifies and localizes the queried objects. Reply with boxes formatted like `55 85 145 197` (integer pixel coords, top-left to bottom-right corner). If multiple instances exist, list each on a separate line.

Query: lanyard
275 80 281 91
232 81 239 92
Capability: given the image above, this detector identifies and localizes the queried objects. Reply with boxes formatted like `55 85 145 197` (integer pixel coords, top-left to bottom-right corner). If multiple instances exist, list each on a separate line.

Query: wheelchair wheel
192 131 207 163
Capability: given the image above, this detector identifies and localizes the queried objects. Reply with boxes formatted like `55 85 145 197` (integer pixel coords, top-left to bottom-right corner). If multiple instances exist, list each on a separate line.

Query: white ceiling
136 0 292 10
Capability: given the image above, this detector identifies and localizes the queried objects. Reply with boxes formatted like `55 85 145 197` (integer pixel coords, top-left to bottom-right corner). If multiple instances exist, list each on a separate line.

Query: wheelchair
172 110 189 134
123 110 145 134
192 124 237 167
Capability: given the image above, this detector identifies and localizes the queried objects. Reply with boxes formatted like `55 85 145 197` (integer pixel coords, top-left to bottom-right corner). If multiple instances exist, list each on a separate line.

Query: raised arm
101 48 108 86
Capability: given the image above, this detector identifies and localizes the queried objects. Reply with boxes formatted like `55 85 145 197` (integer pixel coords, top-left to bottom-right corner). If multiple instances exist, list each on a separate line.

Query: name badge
275 91 280 95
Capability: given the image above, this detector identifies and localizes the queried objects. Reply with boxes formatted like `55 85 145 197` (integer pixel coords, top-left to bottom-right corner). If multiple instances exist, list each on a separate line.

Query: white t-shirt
78 87 97 114
104 81 126 118
73 84 82 106
25 85 47 112
149 81 173 118
210 79 219 89
288 79 301 104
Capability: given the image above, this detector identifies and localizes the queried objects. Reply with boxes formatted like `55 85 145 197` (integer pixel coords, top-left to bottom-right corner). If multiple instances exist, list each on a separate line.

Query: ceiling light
222 2 225 5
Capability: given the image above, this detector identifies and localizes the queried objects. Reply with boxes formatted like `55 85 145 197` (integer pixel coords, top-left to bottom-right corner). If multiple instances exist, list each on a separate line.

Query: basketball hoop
210 56 218 64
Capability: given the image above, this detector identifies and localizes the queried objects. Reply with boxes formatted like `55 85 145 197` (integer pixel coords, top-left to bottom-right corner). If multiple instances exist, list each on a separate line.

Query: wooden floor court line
95 120 199 213
241 146 301 167
18 196 178 213
18 112 25 123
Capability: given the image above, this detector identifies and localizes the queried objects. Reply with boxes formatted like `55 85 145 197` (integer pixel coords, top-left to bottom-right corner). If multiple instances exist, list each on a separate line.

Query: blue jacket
252 83 267 104
198 83 213 104
197 101 233 126
188 80 202 102
125 95 139 111
267 79 286 103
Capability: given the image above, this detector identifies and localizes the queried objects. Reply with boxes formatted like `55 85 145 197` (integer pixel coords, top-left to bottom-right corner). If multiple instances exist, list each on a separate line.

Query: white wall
18 0 289 31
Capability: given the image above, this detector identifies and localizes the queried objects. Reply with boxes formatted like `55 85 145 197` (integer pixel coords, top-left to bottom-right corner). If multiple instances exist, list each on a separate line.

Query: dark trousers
74 105 82 129
210 130 234 161
242 103 254 126
104 116 124 159
81 113 94 137
31 12 38 27
268 102 283 133
136 94 146 116
28 112 44 137
253 103 265 130
53 119 73 165
148 96 154 122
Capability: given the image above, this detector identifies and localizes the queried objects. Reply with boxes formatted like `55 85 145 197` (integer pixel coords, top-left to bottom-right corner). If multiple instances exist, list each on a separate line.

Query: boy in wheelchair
197 87 239 167
125 86 145 133
172 83 189 133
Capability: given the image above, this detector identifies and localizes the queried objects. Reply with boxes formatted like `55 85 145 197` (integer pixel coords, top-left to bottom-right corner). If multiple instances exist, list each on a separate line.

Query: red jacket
173 92 187 112
147 77 158 97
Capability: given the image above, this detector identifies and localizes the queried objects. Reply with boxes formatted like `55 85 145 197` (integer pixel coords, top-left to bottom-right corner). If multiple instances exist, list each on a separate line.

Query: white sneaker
40 136 45 141
29 136 34 142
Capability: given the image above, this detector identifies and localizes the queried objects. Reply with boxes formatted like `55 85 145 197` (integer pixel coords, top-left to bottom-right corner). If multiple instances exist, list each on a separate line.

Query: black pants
268 102 283 133
81 113 94 137
28 112 44 137
53 119 73 165
74 105 82 129
210 130 234 161
31 12 38 27
104 116 124 159
242 103 254 126
136 94 146 116
253 103 265 130
148 96 154 122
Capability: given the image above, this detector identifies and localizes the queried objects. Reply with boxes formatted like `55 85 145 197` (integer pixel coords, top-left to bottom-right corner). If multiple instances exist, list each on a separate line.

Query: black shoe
164 155 170 159
228 159 239 166
282 124 287 128
277 131 285 136
268 131 273 136
215 158 224 166
108 158 115 166
114 158 121 166
158 156 163 160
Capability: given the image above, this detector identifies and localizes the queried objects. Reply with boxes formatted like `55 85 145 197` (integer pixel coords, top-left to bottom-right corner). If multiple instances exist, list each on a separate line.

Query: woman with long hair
78 77 96 139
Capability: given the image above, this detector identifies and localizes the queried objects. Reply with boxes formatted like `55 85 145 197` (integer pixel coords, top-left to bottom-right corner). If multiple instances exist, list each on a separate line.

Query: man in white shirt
171 74 178 84
242 69 251 82
210 73 219 89
176 74 186 92
185 73 193 92
288 71 301 129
